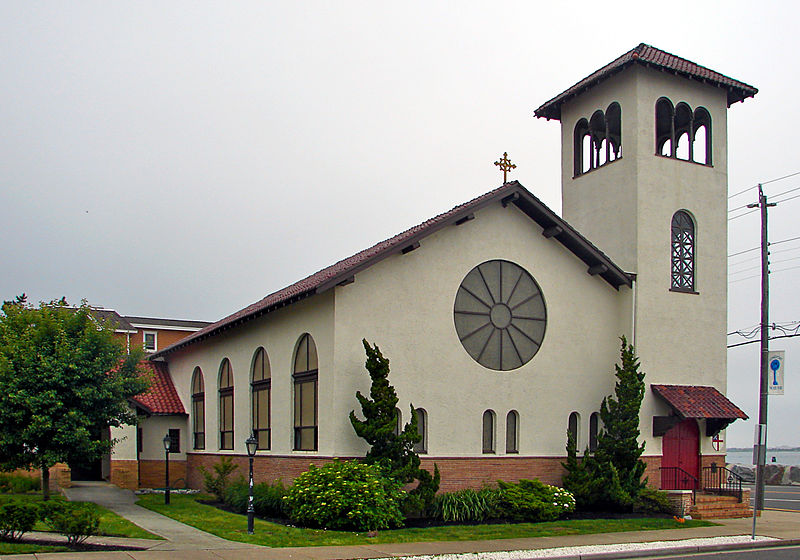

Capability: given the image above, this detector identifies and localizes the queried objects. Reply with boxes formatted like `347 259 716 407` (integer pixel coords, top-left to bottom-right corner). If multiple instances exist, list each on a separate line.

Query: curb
566 538 800 560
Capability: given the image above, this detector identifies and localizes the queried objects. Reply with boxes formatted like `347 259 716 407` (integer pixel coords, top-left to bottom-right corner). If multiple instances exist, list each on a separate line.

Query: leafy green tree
0 296 149 498
561 336 647 511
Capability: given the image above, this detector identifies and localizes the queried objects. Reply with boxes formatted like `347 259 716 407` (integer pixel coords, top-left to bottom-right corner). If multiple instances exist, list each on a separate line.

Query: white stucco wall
163 291 335 457
332 201 629 458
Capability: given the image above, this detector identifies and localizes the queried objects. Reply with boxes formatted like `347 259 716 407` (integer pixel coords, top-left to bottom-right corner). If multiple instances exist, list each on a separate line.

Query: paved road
745 484 800 512
644 544 800 559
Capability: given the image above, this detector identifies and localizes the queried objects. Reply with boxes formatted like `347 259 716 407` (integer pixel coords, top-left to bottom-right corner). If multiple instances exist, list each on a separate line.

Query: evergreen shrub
41 502 100 544
199 456 239 502
495 479 576 522
284 459 404 531
633 487 673 514
0 500 38 540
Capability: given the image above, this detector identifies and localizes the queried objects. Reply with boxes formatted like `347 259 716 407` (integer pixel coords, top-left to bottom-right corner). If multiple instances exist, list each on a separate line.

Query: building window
506 410 519 454
191 367 205 450
413 408 427 454
293 334 318 451
219 358 234 450
656 97 712 165
168 428 180 453
482 410 496 453
251 347 271 450
671 210 696 292
589 412 600 453
143 331 157 352
393 407 402 436
573 102 622 176
568 411 580 449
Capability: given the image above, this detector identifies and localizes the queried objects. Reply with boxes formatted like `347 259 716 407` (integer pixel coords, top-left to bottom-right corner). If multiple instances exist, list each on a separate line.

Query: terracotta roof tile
652 384 748 420
132 361 186 415
151 181 632 358
535 43 758 120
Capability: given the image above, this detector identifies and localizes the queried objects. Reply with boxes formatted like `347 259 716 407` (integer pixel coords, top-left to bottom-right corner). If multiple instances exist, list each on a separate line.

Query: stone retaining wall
728 463 800 485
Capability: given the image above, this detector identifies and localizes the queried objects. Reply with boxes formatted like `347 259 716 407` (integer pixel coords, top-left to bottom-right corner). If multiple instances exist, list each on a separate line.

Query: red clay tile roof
535 43 758 120
151 181 632 359
652 384 748 420
132 361 186 415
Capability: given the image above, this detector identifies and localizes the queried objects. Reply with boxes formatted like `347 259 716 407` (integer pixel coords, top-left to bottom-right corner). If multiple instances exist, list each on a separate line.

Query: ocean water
725 450 800 466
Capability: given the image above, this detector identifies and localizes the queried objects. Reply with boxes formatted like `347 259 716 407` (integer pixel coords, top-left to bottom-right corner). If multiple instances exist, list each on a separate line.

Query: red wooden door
661 419 699 490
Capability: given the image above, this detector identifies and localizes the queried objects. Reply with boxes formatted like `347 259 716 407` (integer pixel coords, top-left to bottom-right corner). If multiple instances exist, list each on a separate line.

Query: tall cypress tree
595 335 647 499
349 339 421 483
562 336 647 511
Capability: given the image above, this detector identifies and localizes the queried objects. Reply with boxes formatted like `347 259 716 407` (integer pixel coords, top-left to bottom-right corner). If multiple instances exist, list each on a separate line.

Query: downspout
629 273 638 347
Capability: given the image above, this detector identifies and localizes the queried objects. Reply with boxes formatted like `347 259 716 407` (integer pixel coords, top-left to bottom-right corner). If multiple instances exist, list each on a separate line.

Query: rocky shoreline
728 463 800 485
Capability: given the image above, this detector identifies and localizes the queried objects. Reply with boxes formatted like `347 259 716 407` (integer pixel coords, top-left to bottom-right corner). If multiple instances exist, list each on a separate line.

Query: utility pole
748 184 776 519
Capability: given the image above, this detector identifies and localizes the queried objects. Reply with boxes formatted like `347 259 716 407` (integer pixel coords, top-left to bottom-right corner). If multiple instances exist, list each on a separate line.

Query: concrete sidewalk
62 481 256 551
4 483 797 559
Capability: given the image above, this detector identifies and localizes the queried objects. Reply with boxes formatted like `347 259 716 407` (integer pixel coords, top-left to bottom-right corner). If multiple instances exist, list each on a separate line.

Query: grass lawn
0 493 162 540
137 493 715 548
0 541 72 555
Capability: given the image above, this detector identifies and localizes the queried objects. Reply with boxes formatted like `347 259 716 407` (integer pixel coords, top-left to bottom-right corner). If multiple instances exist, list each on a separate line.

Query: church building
110 44 756 494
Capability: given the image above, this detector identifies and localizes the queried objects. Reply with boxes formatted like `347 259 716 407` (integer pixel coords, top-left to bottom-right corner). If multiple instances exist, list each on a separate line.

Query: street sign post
768 350 785 395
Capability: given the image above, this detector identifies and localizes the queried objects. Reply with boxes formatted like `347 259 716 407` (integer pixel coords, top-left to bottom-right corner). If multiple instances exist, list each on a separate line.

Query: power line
771 235 800 247
728 332 800 348
729 208 758 221
728 171 800 200
728 246 759 258
772 192 800 205
770 184 800 199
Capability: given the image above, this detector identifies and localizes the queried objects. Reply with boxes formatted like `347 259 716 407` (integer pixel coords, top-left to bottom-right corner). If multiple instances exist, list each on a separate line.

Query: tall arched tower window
506 410 519 454
293 334 318 451
413 408 428 454
251 347 271 450
671 211 696 292
219 358 234 450
191 367 205 450
482 410 496 453
573 102 622 176
568 411 580 449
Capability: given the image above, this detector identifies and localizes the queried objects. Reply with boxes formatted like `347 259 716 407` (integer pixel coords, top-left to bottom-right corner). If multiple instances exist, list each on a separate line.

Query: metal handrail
702 464 744 502
659 466 699 493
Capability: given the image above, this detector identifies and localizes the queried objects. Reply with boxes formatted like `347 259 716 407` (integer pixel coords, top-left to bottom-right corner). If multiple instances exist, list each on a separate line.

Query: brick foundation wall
187 453 570 491
642 455 662 488
419 456 567 491
186 453 338 489
701 455 726 470
110 460 139 490
139 459 188 489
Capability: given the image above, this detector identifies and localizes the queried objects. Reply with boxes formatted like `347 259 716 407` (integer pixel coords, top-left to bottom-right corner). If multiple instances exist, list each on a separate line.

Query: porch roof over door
651 384 748 437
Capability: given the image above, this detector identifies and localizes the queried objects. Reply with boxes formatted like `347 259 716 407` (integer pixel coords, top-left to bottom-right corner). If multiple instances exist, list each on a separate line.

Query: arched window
568 411 580 450
219 358 234 450
393 407 402 436
656 98 712 165
293 334 318 451
251 347 271 450
191 367 205 450
693 107 712 165
589 412 600 453
413 408 427 454
573 103 622 177
671 210 696 292
506 410 519 454
482 410 496 453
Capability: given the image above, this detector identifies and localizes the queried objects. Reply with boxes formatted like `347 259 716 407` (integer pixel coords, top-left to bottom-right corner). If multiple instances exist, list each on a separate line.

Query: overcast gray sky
1 1 798 447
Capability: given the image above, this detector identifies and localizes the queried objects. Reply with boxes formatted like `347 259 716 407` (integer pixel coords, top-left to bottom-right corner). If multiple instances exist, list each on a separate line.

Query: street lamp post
245 432 258 534
162 433 171 505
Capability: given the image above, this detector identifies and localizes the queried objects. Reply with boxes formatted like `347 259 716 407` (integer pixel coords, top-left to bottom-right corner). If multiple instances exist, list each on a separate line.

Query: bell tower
534 44 757 398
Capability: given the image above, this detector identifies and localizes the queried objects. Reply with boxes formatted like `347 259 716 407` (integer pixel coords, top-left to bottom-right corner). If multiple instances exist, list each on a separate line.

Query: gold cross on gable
494 152 516 183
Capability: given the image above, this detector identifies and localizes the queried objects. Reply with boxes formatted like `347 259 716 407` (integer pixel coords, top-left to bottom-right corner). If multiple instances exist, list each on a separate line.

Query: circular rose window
453 260 546 371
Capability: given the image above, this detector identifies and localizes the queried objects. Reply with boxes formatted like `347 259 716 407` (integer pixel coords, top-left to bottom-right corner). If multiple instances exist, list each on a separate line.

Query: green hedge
223 478 288 519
